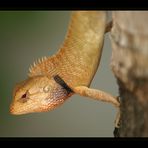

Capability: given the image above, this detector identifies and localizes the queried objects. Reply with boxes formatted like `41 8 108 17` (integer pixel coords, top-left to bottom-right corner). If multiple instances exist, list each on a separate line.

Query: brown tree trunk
110 11 148 137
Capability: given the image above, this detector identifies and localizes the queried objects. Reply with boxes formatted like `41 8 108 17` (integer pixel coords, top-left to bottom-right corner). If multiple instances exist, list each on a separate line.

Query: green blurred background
0 11 118 137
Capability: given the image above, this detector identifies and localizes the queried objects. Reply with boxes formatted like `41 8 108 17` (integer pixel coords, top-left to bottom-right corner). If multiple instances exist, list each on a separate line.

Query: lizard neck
29 11 107 88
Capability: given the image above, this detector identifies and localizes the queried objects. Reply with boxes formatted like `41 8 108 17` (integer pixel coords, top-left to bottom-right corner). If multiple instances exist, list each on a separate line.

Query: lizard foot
114 96 121 137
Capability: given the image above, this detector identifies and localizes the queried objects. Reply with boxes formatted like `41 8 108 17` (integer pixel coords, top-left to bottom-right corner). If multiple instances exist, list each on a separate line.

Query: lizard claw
116 96 121 103
114 109 121 137
114 126 120 137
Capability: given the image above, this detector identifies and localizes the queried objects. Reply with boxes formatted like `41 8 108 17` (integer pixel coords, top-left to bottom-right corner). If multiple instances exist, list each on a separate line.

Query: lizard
10 11 120 126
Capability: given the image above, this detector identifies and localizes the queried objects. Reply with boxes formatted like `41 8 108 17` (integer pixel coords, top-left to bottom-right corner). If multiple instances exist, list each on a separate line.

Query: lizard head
10 75 73 115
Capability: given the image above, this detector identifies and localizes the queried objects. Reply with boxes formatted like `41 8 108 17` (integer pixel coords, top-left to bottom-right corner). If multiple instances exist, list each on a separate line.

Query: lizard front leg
73 86 120 107
73 86 120 132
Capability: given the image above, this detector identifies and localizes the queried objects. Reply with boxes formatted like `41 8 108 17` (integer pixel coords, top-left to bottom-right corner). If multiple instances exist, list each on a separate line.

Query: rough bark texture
110 11 148 137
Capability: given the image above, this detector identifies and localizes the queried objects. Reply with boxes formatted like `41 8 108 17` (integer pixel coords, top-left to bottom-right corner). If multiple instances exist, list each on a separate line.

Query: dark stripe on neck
54 75 73 94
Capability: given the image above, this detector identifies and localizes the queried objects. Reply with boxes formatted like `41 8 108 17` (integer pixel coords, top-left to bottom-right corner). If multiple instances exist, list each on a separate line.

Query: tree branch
110 11 148 137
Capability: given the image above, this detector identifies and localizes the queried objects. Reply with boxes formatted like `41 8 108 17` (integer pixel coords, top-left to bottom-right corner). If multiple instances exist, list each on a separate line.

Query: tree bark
110 11 148 137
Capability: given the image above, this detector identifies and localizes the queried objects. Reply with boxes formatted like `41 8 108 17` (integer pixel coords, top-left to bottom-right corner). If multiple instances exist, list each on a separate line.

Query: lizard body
10 11 119 115
29 11 106 88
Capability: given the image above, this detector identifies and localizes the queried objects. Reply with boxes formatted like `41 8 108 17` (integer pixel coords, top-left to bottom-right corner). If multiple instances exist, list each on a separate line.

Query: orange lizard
10 11 120 126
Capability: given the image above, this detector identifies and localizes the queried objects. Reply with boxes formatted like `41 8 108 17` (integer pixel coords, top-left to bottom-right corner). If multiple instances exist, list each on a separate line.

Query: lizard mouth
10 103 26 115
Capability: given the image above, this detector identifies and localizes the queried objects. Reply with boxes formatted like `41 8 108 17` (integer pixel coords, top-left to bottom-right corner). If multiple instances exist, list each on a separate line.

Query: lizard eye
43 85 51 93
19 92 28 103
21 93 27 98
